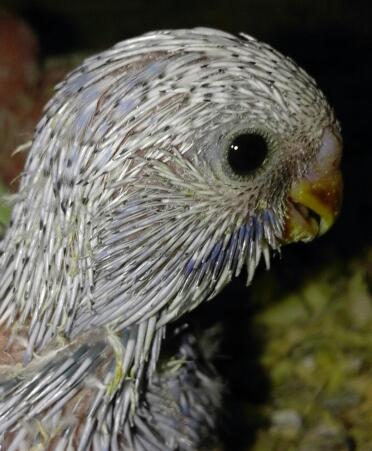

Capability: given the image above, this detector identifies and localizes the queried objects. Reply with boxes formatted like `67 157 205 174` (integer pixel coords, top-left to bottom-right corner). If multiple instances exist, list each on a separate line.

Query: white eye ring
221 127 272 180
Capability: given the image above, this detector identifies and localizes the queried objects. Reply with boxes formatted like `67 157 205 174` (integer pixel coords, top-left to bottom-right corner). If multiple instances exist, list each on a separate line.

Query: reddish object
0 11 39 187
0 11 76 189
0 11 38 105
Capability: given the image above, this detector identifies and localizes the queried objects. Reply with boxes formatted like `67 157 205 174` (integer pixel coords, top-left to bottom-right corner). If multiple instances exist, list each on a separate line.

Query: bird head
8 28 343 334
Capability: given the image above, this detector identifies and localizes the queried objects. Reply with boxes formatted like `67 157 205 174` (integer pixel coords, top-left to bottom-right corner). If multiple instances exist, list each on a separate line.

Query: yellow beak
283 128 343 243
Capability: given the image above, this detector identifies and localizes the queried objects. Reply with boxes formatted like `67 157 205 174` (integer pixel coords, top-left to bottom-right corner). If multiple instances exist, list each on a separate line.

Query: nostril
317 128 342 169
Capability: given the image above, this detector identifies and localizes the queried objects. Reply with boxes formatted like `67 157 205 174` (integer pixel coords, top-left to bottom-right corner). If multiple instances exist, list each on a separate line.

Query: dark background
0 1 371 449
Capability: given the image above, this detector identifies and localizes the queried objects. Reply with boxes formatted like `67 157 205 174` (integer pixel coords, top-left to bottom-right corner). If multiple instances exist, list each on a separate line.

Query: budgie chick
0 28 342 450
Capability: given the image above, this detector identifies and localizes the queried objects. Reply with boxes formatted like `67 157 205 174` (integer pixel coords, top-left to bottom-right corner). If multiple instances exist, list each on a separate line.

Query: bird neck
0 190 93 357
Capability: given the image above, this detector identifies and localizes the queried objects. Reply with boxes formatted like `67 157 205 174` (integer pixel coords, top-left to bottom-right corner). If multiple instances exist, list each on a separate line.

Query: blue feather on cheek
184 223 251 279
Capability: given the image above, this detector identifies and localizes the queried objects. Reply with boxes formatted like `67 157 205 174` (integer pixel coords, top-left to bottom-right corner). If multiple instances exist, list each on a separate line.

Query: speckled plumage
0 28 339 449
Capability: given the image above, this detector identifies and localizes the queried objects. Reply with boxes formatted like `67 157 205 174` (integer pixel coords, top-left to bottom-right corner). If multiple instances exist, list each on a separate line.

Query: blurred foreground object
248 250 372 450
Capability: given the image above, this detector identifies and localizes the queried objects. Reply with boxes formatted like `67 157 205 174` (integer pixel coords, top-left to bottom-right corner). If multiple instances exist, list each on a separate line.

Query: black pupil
228 133 268 175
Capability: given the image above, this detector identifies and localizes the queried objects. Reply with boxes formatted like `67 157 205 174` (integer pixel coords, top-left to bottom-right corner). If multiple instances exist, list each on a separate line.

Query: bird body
0 28 342 449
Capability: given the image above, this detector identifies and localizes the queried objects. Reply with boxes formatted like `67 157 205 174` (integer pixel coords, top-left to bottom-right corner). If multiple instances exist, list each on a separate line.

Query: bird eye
227 132 269 176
